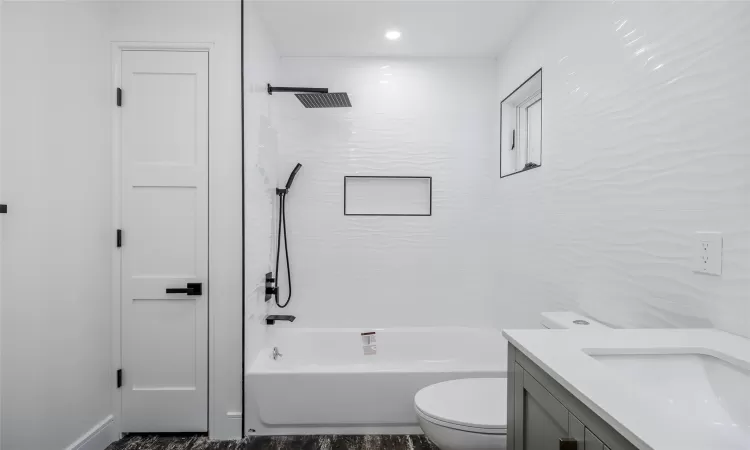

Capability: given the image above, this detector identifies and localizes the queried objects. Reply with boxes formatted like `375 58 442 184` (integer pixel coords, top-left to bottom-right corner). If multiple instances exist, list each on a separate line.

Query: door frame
110 41 214 439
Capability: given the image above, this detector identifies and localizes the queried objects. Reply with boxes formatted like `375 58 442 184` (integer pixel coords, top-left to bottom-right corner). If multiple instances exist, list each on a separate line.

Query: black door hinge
0 204 6 214
117 88 122 107
116 369 123 388
116 229 122 248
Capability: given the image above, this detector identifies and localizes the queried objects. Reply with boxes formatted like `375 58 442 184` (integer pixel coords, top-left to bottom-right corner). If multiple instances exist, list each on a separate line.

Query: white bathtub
246 327 506 434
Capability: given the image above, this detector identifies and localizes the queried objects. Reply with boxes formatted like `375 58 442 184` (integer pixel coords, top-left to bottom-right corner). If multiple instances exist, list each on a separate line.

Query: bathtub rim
247 326 507 375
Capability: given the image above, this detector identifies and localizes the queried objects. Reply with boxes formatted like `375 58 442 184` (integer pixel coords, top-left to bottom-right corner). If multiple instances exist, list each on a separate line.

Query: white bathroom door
120 50 209 432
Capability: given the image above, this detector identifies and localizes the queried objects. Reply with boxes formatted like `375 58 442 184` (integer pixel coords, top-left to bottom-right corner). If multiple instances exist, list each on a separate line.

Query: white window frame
515 89 542 171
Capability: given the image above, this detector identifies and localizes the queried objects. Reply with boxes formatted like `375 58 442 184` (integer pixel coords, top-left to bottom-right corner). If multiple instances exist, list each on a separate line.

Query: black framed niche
344 176 432 216
500 68 542 178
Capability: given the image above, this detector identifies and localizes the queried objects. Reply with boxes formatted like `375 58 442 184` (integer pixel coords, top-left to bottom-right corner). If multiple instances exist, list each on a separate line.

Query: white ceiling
252 1 539 58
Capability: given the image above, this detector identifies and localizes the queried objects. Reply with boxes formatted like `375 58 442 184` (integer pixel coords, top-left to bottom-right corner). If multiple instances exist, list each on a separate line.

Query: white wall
1 4 113 449
492 1 750 337
0 2 4 446
1 2 242 447
269 58 499 328
241 1 280 435
108 2 243 439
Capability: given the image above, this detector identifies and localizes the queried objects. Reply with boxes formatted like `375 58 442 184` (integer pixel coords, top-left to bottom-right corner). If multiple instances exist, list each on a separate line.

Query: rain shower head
267 84 352 108
295 92 351 108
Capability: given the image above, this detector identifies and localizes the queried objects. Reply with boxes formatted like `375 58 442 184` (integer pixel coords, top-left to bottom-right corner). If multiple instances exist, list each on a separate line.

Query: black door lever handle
166 283 202 296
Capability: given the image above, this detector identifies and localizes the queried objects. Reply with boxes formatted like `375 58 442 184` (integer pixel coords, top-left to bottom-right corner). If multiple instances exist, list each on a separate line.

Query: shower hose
274 191 292 308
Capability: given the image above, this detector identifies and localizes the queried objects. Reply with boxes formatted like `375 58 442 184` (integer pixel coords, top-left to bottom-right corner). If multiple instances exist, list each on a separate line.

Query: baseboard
208 412 243 440
65 415 116 450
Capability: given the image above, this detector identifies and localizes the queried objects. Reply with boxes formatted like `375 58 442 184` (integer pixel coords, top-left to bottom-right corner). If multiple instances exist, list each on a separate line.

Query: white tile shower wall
492 2 750 337
271 58 500 328
242 1 281 433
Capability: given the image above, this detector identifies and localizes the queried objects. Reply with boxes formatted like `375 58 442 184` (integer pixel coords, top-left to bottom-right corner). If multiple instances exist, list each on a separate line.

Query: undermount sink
588 352 750 440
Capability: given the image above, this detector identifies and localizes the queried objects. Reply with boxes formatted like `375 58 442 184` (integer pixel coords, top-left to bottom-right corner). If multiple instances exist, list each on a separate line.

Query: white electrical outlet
694 232 722 275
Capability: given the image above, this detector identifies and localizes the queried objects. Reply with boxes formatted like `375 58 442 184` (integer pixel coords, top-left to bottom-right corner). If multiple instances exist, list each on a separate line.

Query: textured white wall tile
242 2 284 435
242 0 280 415
271 58 500 327
493 1 750 337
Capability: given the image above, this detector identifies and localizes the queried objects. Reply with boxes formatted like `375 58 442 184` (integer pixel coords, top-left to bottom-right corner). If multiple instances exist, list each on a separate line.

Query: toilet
415 378 507 450
414 312 609 450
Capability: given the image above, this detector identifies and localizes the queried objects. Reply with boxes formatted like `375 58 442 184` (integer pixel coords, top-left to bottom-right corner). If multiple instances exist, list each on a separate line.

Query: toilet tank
540 312 611 330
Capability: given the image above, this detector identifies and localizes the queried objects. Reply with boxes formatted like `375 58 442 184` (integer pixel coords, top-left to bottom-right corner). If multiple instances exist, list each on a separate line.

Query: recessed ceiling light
385 30 401 41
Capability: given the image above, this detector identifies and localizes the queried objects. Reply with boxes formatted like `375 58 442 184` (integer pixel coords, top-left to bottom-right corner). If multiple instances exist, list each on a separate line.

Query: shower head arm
267 84 328 95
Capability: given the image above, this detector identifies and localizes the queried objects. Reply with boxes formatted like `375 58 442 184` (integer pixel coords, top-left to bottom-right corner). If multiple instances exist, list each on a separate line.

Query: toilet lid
414 378 507 431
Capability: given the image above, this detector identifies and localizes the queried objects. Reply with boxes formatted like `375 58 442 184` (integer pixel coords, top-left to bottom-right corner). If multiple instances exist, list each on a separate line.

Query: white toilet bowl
414 378 507 450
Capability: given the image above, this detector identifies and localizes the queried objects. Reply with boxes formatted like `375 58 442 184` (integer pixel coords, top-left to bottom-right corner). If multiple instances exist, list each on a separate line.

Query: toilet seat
414 378 507 435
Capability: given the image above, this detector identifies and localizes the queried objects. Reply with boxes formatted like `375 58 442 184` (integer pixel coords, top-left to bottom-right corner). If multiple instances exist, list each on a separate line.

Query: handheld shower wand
284 163 302 191
273 163 302 308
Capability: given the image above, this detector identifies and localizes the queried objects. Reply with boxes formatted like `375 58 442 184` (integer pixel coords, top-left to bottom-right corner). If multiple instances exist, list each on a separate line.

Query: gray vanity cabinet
569 414 585 450
569 414 610 450
512 362 570 450
584 428 609 450
508 344 637 450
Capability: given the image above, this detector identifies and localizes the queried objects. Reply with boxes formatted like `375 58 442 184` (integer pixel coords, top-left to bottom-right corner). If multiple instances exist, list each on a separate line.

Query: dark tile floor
107 434 438 450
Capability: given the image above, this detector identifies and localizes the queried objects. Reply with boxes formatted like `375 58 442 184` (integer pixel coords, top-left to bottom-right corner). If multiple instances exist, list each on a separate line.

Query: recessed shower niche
344 176 432 216
501 68 542 178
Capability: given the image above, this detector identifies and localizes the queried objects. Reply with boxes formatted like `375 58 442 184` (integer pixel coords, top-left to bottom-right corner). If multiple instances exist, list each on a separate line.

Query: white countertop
502 328 750 450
